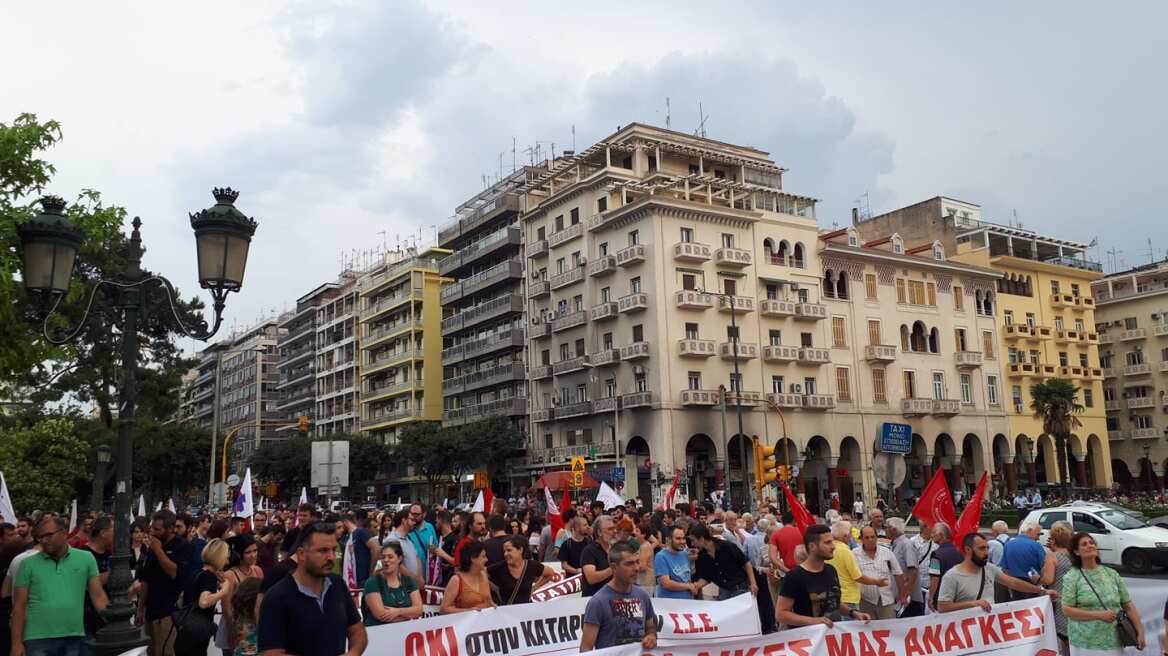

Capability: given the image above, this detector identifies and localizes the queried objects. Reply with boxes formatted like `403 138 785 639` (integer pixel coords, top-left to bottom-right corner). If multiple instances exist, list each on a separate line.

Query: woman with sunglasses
440 541 494 614
488 536 555 605
1062 532 1145 656
362 542 423 625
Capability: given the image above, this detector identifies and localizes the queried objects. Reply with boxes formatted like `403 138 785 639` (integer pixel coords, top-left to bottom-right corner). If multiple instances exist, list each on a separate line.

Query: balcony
760 299 797 317
526 239 548 259
1080 296 1095 308
1034 326 1054 340
620 341 650 360
442 226 522 275
673 242 712 262
798 394 832 410
931 399 961 416
451 259 524 300
763 344 800 362
797 347 831 364
725 391 763 407
551 310 587 333
714 247 752 268
678 339 717 358
901 398 933 416
556 401 593 419
1050 293 1078 308
588 349 621 367
553 357 588 376
1127 397 1155 409
1059 366 1086 378
548 223 583 248
549 266 584 291
954 351 984 369
1109 430 1126 442
1131 427 1160 440
1119 328 1147 341
442 397 527 425
864 345 897 363
364 348 423 374
618 292 649 313
1088 367 1105 379
1004 324 1034 340
590 301 618 322
1055 329 1077 343
442 294 523 335
531 365 552 380
717 295 755 313
1104 399 1122 412
1125 363 1152 376
1080 332 1099 344
1153 324 1168 337
1039 364 1058 377
528 280 550 299
719 341 759 360
794 303 827 321
616 244 647 267
622 391 653 408
591 396 617 413
529 321 551 339
364 379 421 403
766 392 803 409
531 408 554 423
1098 333 1113 344
442 329 524 365
680 389 720 406
587 255 616 277
675 290 714 310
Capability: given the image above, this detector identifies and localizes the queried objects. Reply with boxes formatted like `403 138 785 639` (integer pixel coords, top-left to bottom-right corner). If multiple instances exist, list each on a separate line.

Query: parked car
1150 515 1168 530
1026 502 1168 574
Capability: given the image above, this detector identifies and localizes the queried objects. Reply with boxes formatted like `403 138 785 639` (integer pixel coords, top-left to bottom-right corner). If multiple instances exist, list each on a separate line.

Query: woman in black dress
176 538 234 656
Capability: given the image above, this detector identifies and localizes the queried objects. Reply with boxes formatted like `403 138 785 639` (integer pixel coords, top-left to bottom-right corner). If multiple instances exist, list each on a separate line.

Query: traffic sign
612 467 626 483
572 472 584 488
879 423 913 454
570 456 586 473
226 474 241 487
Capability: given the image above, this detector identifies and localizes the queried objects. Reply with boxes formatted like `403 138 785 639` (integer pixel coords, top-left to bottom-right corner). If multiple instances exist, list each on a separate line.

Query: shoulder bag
1078 568 1138 647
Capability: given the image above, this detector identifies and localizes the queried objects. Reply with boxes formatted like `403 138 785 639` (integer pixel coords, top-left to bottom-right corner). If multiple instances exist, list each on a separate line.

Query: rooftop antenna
377 230 388 252
512 137 517 173
571 125 576 152
1012 209 1020 229
694 101 708 138
1106 246 1122 273
854 192 872 220
1147 238 1156 264
665 97 671 130
524 145 534 166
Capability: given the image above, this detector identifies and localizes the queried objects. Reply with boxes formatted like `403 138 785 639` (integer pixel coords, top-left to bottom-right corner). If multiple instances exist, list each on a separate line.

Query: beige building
1092 259 1168 490
314 272 360 436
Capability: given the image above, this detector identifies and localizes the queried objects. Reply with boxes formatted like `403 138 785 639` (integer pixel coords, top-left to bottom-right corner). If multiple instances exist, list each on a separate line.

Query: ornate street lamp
17 188 257 656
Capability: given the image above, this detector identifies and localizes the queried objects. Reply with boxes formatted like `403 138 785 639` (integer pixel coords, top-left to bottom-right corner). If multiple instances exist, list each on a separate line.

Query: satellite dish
873 453 907 488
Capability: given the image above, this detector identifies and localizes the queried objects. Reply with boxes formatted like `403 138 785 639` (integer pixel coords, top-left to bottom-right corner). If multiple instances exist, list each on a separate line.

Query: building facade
357 248 448 443
856 197 1112 490
274 296 319 437
315 272 360 436
1092 259 1168 490
219 320 284 467
438 170 530 431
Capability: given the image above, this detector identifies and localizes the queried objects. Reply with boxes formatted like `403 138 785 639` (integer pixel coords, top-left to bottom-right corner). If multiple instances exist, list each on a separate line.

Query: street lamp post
17 189 257 656
698 287 751 510
92 443 111 513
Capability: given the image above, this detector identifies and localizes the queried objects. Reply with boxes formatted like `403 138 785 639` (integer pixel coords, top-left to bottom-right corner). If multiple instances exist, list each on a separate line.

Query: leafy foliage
1030 378 1085 489
133 420 213 500
248 433 394 499
0 417 90 512
394 418 524 499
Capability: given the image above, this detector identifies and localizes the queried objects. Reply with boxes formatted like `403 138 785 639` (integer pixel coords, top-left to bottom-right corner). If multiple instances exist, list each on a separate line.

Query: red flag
782 484 816 533
545 485 565 536
953 472 989 547
665 470 681 508
483 487 495 514
910 468 957 529
559 484 570 524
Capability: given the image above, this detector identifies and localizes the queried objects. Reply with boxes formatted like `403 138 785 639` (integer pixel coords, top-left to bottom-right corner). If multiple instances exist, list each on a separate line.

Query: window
955 328 968 351
682 273 696 290
836 368 851 402
536 226 546 240
797 288 809 303
903 371 916 398
1004 310 1014 325
926 282 937 306
867 320 882 346
727 325 740 340
1126 350 1144 366
1072 512 1107 535
895 279 906 304
832 317 847 347
1038 512 1067 530
1079 353 1089 367
769 329 782 346
865 274 878 299
575 338 585 357
766 284 778 300
632 325 644 342
960 374 972 404
598 242 608 256
1025 312 1036 328
872 369 887 403
1134 414 1153 429
559 344 569 360
800 332 813 347
628 230 639 246
544 433 553 449
1012 386 1023 412
803 377 817 394
1071 283 1080 297
1059 352 1069 367
723 278 737 296
685 323 699 339
953 286 964 311
574 295 584 311
604 378 617 398
634 372 647 392
556 257 566 274
680 227 694 243
1103 387 1115 402
1083 389 1094 408
541 349 551 365
575 383 587 402
932 372 946 400
1029 349 1040 364
908 280 926 305
630 277 641 293
986 376 999 406
600 286 610 302
1075 319 1085 333
729 373 743 393
554 215 563 231
602 333 613 349
771 376 785 393
1050 280 1060 295
721 233 734 248
687 371 701 390
982 331 995 359
597 197 607 212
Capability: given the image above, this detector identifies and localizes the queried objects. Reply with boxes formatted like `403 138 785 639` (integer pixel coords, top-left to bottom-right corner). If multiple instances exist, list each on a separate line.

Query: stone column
1025 454 1038 486
1003 455 1017 494
921 454 933 486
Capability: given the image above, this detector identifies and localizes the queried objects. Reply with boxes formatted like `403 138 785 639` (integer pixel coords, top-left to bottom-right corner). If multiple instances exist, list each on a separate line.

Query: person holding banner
1062 532 1146 655
488 536 555 605
936 533 1057 615
361 542 422 626
439 541 494 614
776 525 870 629
654 526 698 599
579 541 657 651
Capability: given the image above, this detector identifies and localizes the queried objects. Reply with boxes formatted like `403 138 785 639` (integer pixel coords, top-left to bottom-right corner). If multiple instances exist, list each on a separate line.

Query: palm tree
1030 378 1085 498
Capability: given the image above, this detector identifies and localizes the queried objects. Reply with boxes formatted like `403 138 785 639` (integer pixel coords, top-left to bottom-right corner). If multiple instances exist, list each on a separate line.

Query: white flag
595 481 624 510
167 498 176 513
137 495 145 518
298 487 308 506
341 532 357 590
471 489 485 512
0 473 18 524
154 501 162 512
234 468 254 519
68 499 78 534
544 486 560 516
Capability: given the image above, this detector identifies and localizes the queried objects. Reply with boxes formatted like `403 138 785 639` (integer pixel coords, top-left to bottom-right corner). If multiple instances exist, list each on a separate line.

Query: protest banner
589 596 1057 656
371 586 760 656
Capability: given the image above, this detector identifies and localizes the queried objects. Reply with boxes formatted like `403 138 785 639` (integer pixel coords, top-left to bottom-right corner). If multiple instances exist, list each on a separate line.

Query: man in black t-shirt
136 510 191 656
580 516 617 597
482 515 510 568
559 517 592 577
79 516 113 638
777 524 870 629
689 523 757 599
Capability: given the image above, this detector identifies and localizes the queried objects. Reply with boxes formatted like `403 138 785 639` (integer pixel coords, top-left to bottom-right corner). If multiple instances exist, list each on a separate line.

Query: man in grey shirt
937 533 1057 613
887 518 922 617
580 541 657 651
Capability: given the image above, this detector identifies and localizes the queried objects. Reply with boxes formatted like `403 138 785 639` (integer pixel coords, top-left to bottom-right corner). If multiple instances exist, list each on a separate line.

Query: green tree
343 433 394 493
0 417 90 512
249 437 312 492
1030 378 1084 495
133 420 213 500
395 422 463 501
461 417 525 480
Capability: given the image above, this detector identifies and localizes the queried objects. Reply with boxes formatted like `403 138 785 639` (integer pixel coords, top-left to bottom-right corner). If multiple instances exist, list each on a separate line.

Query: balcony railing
675 290 714 310
622 391 653 408
725 391 763 407
529 321 550 339
864 345 897 362
673 241 712 262
760 299 797 317
794 303 827 320
1153 324 1168 337
548 223 583 248
531 365 552 380
714 247 752 268
797 347 830 364
717 295 755 313
719 341 759 360
593 396 618 412
553 357 587 375
1124 363 1152 376
616 244 647 267
803 394 835 410
587 255 616 277
526 239 548 259
931 399 961 416
1119 328 1148 341
764 345 800 362
442 396 527 424
679 339 716 357
441 294 522 334
590 301 618 322
556 401 593 419
620 341 650 360
954 351 983 369
680 389 720 406
1131 427 1159 440
618 292 649 313
588 349 621 367
1004 324 1034 339
901 398 933 416
528 280 550 299
551 310 587 333
1042 255 1103 273
1127 397 1155 409
766 392 802 408
549 266 584 290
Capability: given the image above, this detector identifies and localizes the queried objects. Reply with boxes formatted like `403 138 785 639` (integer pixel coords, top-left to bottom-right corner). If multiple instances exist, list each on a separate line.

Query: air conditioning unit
1152 313 1161 321
791 384 803 394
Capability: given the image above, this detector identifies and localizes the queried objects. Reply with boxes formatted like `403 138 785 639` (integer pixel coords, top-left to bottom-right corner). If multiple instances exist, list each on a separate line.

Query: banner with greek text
591 596 1057 656
372 586 760 656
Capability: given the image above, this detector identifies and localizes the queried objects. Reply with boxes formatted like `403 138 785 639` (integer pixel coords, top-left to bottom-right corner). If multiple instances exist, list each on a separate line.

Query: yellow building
357 247 450 443
855 197 1111 491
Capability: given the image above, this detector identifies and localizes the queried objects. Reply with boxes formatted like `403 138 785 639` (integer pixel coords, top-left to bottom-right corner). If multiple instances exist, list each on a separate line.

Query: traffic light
298 415 308 433
754 442 779 487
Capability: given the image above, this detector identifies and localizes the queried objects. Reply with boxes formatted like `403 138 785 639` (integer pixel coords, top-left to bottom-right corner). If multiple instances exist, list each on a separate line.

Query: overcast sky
5 2 1166 352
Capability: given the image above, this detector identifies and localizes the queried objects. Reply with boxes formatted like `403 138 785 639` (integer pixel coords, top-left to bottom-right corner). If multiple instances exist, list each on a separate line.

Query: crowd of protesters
0 491 1164 656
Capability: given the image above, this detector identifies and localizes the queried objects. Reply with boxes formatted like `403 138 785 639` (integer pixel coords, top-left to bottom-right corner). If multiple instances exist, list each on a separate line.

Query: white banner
371 587 760 656
591 596 1057 656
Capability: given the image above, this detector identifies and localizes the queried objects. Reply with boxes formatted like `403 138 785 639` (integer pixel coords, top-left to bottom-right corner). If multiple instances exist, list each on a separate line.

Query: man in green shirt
11 517 107 656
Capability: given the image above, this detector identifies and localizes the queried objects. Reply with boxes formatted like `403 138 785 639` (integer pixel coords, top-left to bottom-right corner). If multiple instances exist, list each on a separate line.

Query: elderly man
867 509 886 539
853 526 904 620
926 522 963 612
886 517 923 617
824 521 886 609
720 512 748 553
999 520 1045 601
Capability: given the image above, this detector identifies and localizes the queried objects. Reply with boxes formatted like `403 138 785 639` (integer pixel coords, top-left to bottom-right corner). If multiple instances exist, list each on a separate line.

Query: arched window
793 243 805 268
933 242 945 261
900 325 911 351
929 327 940 353
975 289 984 314
983 291 994 315
823 269 836 298
763 238 775 260
837 271 849 300
777 240 790 263
911 321 928 352
847 228 859 247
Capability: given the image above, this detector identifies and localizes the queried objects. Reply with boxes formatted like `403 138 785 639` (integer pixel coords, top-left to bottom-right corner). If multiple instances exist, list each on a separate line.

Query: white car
1025 501 1168 574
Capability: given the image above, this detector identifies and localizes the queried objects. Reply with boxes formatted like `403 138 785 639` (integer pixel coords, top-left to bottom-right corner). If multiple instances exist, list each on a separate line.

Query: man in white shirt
852 526 904 619
908 522 935 614
1013 492 1029 526
852 495 864 521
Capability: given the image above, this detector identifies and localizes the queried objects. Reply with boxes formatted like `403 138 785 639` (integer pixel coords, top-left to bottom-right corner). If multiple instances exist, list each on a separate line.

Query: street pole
729 295 750 510
208 349 223 506
718 387 728 496
93 219 146 655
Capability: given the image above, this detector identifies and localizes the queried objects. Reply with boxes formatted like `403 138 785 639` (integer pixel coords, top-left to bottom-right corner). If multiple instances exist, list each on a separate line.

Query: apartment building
815 227 1009 510
856 197 1112 490
1092 258 1168 490
438 170 529 430
187 342 227 430
219 319 284 468
274 296 319 437
357 248 448 444
174 368 201 424
315 272 360 436
521 123 827 508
